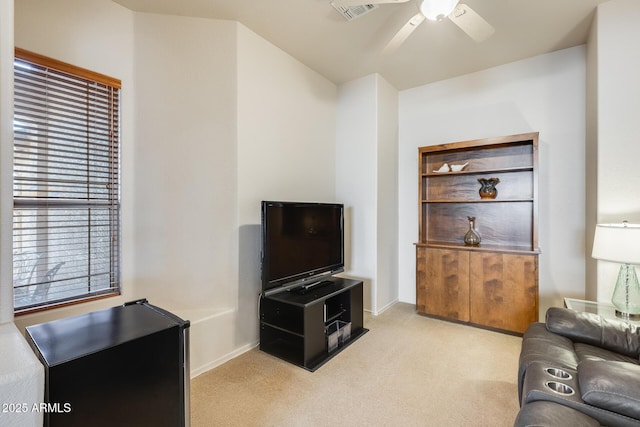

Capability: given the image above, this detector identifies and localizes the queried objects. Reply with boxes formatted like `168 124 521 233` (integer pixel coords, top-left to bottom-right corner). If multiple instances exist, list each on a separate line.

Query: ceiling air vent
331 3 378 21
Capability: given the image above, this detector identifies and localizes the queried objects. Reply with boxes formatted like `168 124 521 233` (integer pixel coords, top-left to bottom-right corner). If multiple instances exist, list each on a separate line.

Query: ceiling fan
330 0 495 53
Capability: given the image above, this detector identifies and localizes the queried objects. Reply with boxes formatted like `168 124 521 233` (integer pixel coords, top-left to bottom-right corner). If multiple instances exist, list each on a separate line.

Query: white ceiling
112 0 608 90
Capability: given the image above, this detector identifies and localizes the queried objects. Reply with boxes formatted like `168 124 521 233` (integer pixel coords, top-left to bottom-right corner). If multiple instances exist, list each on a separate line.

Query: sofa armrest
579 359 640 420
515 401 600 427
546 307 640 358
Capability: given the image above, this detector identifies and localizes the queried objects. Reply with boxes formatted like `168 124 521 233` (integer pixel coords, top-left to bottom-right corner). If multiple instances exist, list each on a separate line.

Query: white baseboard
376 298 398 315
190 341 259 379
365 298 399 316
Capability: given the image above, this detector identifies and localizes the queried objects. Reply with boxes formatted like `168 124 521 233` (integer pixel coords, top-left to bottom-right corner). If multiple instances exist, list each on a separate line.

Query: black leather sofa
516 307 640 426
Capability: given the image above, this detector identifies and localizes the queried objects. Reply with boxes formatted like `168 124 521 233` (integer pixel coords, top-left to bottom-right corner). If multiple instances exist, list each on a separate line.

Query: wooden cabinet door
417 247 470 322
469 252 538 333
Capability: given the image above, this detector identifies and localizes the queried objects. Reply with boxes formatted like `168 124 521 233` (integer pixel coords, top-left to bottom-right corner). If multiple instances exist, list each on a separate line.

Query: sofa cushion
578 359 640 420
546 307 640 358
515 401 601 427
520 323 579 368
574 343 640 365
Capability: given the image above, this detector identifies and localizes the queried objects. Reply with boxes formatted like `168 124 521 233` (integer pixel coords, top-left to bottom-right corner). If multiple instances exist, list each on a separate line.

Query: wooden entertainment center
259 277 367 371
415 133 539 334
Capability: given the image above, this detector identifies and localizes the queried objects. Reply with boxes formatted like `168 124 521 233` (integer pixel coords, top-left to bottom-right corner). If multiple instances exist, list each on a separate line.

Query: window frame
13 48 122 315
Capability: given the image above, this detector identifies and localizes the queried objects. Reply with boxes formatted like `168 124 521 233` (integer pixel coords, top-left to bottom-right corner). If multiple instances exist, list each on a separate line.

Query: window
13 48 121 314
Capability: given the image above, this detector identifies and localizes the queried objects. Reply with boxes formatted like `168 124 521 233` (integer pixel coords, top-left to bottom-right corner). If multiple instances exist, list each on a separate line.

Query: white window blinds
13 48 121 313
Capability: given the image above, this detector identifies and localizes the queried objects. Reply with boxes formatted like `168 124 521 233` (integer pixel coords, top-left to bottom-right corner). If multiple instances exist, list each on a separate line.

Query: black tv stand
259 276 367 371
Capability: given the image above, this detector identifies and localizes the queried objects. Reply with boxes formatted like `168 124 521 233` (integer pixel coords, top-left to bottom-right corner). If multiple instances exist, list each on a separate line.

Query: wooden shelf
416 132 539 335
424 166 534 177
415 241 540 255
422 198 534 203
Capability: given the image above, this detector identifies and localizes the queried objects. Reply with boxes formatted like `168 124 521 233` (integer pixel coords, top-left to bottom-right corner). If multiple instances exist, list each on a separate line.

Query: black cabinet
25 299 190 427
260 277 367 371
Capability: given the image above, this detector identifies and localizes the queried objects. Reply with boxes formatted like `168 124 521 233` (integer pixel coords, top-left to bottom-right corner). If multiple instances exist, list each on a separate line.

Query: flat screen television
261 201 344 294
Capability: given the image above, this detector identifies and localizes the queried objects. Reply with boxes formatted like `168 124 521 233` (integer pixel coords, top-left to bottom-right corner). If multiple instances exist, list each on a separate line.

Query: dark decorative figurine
478 177 500 199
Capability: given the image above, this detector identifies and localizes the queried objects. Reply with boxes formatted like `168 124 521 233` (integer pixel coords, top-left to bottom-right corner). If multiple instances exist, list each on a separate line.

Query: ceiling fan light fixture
420 0 460 21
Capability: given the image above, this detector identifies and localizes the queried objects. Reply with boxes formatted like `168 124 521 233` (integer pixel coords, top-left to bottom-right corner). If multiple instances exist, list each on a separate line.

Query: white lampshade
420 0 460 21
592 222 640 265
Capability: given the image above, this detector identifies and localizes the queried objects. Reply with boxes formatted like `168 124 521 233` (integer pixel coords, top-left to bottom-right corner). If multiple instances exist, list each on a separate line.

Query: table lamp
592 221 640 319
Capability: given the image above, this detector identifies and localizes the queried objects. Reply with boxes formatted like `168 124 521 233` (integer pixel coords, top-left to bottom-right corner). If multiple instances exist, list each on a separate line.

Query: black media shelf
259 277 368 371
326 309 346 324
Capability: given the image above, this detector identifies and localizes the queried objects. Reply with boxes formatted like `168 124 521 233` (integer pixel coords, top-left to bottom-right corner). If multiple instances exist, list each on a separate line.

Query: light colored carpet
190 302 523 426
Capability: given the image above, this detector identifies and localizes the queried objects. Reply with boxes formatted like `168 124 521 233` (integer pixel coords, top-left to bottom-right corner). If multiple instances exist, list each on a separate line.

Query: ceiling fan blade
331 0 409 7
448 3 495 43
382 12 426 54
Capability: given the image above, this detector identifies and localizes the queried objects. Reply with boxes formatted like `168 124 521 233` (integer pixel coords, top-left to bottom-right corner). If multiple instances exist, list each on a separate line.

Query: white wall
237 26 337 218
0 1 44 426
131 13 243 376
235 23 338 356
375 76 399 313
591 0 640 302
0 0 14 324
585 7 599 300
335 74 399 314
336 75 378 311
132 13 238 313
398 46 587 316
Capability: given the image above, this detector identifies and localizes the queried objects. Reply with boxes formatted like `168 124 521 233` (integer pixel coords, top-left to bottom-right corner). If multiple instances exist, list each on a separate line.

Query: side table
564 297 640 325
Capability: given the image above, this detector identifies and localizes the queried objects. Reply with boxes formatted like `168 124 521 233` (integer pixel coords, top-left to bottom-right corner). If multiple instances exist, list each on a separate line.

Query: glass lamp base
611 264 640 318
615 309 640 320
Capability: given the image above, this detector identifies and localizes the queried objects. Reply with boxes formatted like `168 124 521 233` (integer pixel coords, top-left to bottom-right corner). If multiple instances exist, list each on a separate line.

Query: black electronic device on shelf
259 201 367 371
261 200 344 295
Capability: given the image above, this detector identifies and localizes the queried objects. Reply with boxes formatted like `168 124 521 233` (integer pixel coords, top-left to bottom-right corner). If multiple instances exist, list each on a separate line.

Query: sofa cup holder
545 367 572 380
545 381 575 396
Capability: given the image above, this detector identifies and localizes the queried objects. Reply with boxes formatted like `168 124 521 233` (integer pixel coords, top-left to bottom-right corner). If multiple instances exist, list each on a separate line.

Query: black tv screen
261 201 344 293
